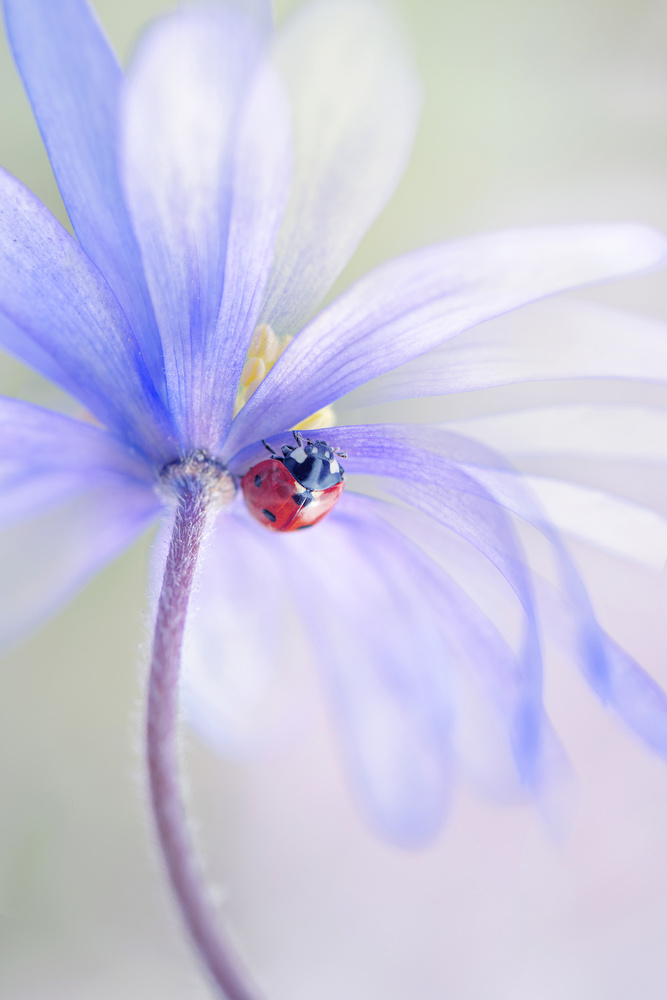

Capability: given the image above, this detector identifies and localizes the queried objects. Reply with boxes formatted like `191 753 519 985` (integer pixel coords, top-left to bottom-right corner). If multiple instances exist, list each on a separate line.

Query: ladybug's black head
280 434 345 491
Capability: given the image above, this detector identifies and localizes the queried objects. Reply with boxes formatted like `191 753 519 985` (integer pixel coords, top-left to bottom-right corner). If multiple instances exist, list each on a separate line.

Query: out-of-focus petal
340 299 667 408
0 481 158 651
0 396 156 524
225 225 666 456
0 169 175 462
120 4 269 447
259 0 420 338
448 405 667 464
357 496 574 832
180 502 313 755
536 577 667 762
2 0 164 387
280 496 454 844
0 397 159 651
483 471 667 571
447 404 667 524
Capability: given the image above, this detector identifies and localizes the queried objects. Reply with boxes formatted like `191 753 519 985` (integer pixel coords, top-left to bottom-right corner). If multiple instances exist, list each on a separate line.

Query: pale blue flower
2 0 667 858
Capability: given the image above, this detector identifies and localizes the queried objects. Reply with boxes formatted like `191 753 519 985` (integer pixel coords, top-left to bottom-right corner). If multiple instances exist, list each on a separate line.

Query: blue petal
259 0 421 339
340 299 667 407
120 4 272 449
0 168 175 463
279 497 455 845
537 576 667 762
224 224 667 457
179 502 314 756
205 62 292 449
349 495 574 824
0 397 160 649
0 396 157 522
604 640 667 758
3 0 164 387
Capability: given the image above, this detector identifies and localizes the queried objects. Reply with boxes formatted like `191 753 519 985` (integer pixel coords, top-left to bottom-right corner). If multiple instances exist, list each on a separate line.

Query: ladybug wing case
241 459 344 532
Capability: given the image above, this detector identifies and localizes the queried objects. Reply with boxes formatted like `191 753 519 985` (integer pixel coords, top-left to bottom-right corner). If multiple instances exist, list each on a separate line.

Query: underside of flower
160 450 237 512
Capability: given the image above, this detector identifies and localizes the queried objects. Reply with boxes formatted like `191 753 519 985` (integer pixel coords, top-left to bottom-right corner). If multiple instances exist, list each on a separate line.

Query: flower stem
146 473 260 1000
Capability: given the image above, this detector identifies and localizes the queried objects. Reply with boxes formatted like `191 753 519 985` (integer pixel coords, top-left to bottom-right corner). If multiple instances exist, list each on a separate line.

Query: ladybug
241 432 346 532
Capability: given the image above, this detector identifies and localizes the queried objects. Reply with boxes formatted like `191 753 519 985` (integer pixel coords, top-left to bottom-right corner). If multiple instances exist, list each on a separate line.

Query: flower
4 0 667 993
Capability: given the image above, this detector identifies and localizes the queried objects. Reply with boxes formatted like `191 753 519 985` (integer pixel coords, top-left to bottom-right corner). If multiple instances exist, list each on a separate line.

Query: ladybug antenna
335 451 347 459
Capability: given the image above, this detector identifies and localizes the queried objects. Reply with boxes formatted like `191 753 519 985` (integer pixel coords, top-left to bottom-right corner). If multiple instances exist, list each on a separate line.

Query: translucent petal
0 168 174 461
341 298 667 408
0 396 156 525
183 497 454 844
448 404 667 463
0 482 158 650
225 225 667 457
357 496 574 829
536 576 667 762
259 0 420 338
490 472 667 571
180 502 313 756
120 4 269 447
279 498 454 844
204 63 292 448
2 0 164 384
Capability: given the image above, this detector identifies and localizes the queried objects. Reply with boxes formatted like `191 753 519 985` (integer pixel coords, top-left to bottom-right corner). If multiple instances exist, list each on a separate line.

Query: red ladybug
241 432 346 532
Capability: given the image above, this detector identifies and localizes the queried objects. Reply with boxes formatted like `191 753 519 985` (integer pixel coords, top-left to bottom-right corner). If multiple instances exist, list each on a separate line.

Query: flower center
234 323 336 430
160 450 236 510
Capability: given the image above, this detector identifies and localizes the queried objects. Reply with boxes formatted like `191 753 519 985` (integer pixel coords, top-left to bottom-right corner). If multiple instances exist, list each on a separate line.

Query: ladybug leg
262 439 278 456
292 429 304 447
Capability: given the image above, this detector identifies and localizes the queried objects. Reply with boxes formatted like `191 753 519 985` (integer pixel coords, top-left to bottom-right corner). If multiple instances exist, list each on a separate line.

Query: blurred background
2 0 667 997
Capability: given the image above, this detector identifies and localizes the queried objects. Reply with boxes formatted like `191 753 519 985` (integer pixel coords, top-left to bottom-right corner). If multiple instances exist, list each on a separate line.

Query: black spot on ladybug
254 474 261 488
262 508 276 522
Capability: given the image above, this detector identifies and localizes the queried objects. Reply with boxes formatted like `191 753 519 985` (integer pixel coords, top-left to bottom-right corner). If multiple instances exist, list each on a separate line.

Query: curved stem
147 475 261 1000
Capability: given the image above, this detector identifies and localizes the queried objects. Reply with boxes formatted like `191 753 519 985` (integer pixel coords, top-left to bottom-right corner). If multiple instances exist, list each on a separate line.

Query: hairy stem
147 474 260 1000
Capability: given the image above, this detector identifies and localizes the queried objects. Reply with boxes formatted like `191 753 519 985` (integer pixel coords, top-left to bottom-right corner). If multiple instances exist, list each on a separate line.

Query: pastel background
2 1 667 998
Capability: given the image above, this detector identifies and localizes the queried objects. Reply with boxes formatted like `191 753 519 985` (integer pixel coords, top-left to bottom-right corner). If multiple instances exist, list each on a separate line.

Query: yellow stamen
293 405 336 431
233 323 292 417
233 323 337 430
240 355 266 389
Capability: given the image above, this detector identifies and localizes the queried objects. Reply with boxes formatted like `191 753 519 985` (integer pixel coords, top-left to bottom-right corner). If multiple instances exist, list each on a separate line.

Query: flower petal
225 225 667 456
0 396 159 648
357 496 574 828
0 168 175 462
0 400 159 649
0 484 157 651
2 0 164 385
477 471 667 572
0 396 157 523
120 4 269 447
537 577 667 762
259 0 420 338
180 502 313 756
448 405 667 464
340 298 667 408
204 63 292 448
280 497 454 844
